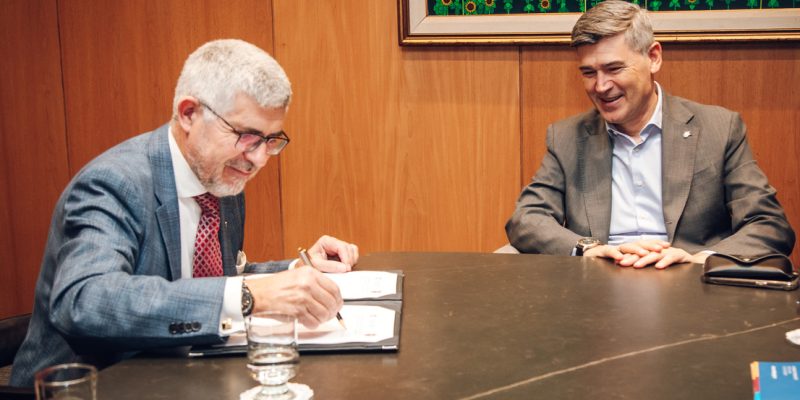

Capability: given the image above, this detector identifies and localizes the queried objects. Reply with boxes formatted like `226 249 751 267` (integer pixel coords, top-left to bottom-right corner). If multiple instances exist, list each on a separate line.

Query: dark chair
0 313 34 399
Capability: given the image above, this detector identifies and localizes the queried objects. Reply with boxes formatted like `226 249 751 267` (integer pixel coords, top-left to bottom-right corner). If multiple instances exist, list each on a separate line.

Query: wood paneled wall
0 0 69 318
272 1 521 254
1 1 798 318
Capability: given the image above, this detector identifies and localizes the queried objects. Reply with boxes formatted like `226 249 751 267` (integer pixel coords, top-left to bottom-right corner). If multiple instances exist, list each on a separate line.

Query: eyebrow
226 120 268 136
603 61 626 68
578 61 626 71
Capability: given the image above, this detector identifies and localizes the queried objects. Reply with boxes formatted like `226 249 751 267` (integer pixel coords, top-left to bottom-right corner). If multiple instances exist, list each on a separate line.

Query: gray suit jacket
11 125 289 387
506 94 795 257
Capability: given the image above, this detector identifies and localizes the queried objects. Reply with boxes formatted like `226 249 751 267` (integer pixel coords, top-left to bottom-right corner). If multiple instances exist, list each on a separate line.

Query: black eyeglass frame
198 101 290 155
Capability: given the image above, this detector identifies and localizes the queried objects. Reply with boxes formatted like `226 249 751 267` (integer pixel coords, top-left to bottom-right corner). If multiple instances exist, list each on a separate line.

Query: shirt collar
168 126 207 199
606 81 663 139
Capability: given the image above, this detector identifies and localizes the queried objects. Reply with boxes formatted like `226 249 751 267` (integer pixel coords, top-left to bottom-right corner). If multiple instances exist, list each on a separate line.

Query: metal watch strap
241 280 254 317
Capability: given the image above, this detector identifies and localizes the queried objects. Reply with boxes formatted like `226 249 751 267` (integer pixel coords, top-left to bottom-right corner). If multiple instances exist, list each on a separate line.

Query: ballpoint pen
298 247 347 329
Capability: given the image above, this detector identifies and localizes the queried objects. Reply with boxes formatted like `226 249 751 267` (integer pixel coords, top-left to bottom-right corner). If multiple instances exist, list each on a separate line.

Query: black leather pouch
702 253 799 291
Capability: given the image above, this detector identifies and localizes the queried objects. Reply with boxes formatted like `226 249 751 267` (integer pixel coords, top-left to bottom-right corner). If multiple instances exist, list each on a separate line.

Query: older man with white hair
11 39 357 387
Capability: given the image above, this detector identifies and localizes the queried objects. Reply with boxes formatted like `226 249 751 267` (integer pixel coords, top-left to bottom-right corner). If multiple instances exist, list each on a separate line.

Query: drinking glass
34 363 97 400
245 311 300 400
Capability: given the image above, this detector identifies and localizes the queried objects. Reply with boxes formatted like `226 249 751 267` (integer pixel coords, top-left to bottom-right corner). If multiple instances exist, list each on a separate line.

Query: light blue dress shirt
607 83 669 246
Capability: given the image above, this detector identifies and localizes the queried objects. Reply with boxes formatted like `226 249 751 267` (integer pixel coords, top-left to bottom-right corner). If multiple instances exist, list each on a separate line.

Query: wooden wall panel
0 0 69 319
57 0 284 262
520 48 593 186
521 44 800 265
4 2 799 320
273 1 521 254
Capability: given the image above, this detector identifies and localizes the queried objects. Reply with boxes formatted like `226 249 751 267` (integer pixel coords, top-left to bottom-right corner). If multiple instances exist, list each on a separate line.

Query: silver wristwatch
575 238 601 256
241 281 254 317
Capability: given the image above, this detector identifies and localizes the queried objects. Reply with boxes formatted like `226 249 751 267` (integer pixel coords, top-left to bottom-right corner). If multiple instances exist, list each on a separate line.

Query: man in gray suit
506 0 793 268
11 39 358 386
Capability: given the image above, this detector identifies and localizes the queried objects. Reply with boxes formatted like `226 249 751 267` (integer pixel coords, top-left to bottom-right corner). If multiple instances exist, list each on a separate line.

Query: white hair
173 39 292 117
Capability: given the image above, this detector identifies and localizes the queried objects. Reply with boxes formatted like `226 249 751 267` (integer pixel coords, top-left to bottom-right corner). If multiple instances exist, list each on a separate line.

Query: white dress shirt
607 82 669 246
168 128 243 335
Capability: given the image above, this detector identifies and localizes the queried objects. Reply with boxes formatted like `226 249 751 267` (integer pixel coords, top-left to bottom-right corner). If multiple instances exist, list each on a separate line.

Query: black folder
188 270 404 356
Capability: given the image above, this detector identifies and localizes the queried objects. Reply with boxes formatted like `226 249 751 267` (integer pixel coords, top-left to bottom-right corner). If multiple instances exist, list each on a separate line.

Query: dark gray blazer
506 94 795 257
11 124 289 387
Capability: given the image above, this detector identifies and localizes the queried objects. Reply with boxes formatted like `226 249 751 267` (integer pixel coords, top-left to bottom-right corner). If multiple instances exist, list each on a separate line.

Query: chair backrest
494 243 520 254
0 313 34 398
0 314 31 367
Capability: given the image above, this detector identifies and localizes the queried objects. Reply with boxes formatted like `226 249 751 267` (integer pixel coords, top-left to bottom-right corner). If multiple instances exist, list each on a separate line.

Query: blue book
751 361 800 400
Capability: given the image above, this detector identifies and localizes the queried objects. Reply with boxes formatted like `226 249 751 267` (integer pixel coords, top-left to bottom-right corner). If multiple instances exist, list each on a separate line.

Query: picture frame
398 0 800 45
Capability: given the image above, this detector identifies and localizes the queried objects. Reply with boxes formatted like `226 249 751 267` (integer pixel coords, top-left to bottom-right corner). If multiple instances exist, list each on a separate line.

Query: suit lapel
219 195 244 277
661 94 698 241
149 125 183 281
580 114 613 241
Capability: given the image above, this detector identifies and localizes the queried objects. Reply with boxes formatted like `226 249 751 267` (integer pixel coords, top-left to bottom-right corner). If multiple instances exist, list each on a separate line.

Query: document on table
326 270 402 300
219 304 396 346
188 270 404 356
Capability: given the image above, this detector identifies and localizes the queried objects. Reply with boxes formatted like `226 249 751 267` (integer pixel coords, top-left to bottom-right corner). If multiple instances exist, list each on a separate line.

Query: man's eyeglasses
199 102 290 155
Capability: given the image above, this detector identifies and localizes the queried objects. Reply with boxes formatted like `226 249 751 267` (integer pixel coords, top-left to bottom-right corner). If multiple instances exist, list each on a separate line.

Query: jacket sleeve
506 125 583 255
48 166 228 350
702 113 795 256
244 260 292 273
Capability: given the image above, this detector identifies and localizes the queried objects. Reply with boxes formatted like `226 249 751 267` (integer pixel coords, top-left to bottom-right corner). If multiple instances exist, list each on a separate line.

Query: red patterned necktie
193 193 223 277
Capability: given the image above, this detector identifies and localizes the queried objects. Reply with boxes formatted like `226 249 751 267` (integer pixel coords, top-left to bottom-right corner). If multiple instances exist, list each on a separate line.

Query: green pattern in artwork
428 0 797 14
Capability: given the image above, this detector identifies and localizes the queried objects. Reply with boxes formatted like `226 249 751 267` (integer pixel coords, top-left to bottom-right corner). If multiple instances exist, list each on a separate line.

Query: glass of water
34 363 97 400
245 311 299 400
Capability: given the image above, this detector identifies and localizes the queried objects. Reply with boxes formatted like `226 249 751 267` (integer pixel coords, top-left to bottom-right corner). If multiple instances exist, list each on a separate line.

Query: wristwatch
575 238 601 256
241 280 254 317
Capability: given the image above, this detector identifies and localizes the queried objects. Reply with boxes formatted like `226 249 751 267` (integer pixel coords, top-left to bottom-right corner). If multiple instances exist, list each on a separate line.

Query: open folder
189 270 404 356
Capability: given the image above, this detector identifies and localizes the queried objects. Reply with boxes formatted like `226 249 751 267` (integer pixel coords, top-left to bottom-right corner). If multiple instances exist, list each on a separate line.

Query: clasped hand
246 235 358 328
583 239 708 269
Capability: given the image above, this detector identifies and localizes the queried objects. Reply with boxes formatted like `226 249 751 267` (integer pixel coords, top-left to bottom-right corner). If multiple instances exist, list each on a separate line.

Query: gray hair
173 39 292 117
571 0 654 54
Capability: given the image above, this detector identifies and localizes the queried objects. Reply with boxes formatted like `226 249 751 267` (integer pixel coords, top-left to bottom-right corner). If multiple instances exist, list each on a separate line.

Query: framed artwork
398 0 800 44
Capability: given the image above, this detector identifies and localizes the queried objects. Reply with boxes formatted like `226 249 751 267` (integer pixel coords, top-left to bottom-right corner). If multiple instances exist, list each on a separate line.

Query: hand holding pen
300 235 359 273
299 247 347 329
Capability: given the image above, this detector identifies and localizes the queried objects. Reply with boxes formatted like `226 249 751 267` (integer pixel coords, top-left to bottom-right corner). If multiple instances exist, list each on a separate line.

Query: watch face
576 238 600 256
242 284 254 316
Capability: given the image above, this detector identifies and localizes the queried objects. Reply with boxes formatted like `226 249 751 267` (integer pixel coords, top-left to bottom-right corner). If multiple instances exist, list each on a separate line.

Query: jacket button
169 323 179 334
191 322 201 332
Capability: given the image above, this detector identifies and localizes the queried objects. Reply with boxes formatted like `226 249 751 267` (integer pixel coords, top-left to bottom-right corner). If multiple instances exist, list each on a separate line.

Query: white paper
787 328 800 346
225 305 395 347
325 271 398 300
299 304 396 345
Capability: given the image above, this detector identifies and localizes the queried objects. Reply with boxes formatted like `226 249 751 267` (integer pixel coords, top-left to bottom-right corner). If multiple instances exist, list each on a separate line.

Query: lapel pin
682 131 692 138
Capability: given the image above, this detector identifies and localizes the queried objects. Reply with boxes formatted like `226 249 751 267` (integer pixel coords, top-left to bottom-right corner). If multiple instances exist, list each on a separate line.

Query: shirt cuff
288 258 300 270
219 276 245 335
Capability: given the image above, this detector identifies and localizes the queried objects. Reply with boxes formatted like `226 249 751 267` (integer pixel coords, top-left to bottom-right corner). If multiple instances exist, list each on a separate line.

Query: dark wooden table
97 252 800 399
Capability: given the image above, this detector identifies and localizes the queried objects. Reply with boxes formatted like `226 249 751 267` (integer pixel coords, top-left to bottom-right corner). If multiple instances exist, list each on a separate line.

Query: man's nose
594 72 612 93
243 144 270 168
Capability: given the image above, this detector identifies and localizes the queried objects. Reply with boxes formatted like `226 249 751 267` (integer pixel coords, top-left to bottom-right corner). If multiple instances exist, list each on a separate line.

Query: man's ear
648 41 663 74
176 97 201 133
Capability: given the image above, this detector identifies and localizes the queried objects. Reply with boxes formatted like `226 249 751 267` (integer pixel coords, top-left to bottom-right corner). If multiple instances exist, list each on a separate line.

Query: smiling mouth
599 94 623 104
225 163 256 179
229 167 249 175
